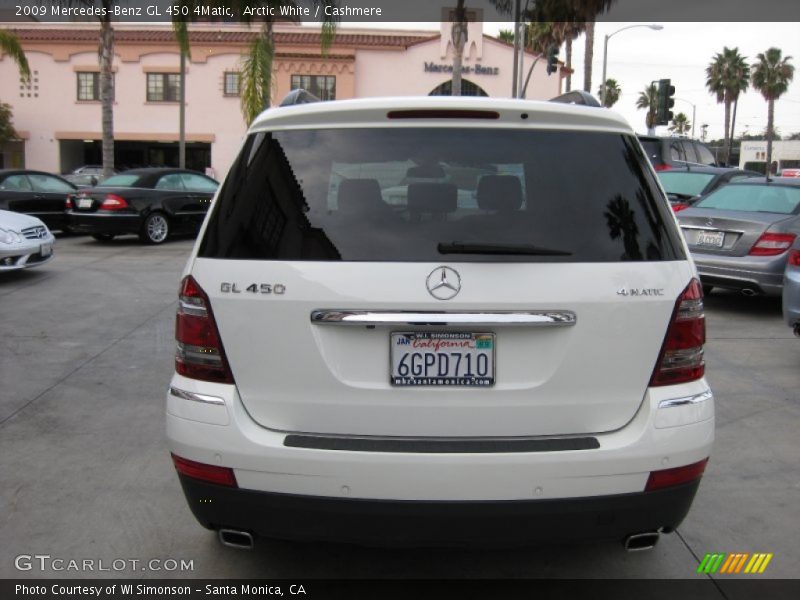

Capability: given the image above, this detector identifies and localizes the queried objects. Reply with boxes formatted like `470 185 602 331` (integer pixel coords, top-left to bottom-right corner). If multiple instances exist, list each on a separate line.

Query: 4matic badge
617 287 665 297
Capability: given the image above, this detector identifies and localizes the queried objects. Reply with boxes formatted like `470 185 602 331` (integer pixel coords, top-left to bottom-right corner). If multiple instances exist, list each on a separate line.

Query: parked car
657 166 760 212
167 95 713 549
677 178 800 296
783 241 800 337
638 135 718 171
67 168 218 244
63 165 117 188
0 209 55 271
0 169 77 232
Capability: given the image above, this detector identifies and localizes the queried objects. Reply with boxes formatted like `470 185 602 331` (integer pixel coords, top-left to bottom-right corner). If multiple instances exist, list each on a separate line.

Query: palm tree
597 78 620 107
53 1 116 179
451 0 468 96
636 84 658 134
0 30 31 81
705 47 749 166
563 22 586 92
751 47 795 175
0 30 29 148
583 20 594 93
173 1 336 126
497 29 515 44
669 112 691 135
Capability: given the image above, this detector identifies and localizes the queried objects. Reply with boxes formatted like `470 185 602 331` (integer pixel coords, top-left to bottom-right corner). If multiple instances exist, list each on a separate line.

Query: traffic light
656 78 675 126
546 46 559 75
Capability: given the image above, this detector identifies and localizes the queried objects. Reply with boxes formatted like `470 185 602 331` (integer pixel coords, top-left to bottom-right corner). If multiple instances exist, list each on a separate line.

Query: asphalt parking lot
1 234 798 585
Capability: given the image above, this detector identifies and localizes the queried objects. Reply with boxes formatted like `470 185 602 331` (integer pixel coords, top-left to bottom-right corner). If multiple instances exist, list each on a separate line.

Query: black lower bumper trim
284 434 600 453
177 474 702 547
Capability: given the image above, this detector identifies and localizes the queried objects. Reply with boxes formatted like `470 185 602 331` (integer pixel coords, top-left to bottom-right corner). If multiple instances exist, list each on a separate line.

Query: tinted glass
696 184 800 214
0 174 33 191
180 173 218 192
99 174 141 187
29 174 75 193
199 129 683 263
658 172 716 196
155 174 185 191
695 143 716 165
680 141 698 163
639 139 662 164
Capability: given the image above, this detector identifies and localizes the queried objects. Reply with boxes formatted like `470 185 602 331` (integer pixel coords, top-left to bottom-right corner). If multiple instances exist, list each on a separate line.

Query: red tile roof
9 28 438 49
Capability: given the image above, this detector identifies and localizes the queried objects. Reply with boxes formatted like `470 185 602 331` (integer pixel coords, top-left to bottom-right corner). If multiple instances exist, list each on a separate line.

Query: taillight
171 454 237 487
788 249 800 267
654 163 672 172
100 193 128 210
671 203 690 212
650 278 705 386
65 195 74 210
175 275 234 383
748 232 796 256
646 458 708 492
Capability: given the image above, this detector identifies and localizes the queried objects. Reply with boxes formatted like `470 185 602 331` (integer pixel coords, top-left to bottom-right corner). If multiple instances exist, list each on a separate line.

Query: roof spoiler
279 89 321 107
549 91 602 107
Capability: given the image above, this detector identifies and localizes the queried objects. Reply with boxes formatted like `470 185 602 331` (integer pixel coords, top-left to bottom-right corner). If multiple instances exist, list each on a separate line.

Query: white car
0 209 55 271
167 96 714 550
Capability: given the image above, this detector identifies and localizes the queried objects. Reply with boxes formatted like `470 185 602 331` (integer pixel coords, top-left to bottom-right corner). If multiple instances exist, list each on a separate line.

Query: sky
336 21 800 140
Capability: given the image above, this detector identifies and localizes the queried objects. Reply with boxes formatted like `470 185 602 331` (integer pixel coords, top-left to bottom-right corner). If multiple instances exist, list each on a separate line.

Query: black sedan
657 166 759 212
0 169 77 232
67 168 218 244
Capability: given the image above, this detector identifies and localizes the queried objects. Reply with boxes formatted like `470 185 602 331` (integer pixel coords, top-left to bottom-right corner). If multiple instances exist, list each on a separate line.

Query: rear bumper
692 252 786 295
167 374 714 544
68 211 141 235
177 474 701 546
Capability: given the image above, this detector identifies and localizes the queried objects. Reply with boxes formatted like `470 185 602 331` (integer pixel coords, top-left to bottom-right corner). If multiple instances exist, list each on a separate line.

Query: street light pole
601 24 663 106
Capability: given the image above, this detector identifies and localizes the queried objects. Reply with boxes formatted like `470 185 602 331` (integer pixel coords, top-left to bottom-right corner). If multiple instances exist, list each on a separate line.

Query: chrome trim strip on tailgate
310 310 577 327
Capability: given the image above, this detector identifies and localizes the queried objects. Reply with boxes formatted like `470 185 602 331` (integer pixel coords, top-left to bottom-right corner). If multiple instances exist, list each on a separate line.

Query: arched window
429 79 488 97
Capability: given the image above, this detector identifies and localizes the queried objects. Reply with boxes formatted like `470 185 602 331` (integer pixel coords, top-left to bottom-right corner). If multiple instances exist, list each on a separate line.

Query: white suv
167 96 713 550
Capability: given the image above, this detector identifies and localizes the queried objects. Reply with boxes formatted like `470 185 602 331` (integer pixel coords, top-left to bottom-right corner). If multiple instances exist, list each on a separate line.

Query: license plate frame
77 198 93 209
696 230 724 248
390 331 495 387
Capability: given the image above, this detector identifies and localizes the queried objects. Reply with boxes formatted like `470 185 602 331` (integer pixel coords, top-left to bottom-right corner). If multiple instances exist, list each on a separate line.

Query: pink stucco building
1 20 563 179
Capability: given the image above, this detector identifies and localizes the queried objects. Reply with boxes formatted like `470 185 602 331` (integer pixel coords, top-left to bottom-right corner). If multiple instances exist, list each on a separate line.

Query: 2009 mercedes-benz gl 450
167 96 713 550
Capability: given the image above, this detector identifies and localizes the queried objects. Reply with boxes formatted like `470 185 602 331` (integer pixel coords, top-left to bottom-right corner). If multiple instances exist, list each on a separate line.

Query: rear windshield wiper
437 242 572 256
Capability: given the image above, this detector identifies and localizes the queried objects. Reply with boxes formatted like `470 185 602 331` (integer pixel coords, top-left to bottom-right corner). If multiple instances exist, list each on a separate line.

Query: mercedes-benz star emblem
426 266 461 300
706 218 714 228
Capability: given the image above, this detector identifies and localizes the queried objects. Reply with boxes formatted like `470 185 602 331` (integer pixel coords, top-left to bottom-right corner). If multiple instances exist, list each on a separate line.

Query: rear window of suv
199 128 684 263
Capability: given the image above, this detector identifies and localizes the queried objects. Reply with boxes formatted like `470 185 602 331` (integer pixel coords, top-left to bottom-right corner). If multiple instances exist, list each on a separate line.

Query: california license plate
390 332 495 387
78 198 92 209
696 230 724 248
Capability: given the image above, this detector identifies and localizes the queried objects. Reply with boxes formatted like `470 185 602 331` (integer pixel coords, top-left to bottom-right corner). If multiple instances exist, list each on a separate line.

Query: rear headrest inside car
407 182 458 214
337 178 389 216
477 175 523 212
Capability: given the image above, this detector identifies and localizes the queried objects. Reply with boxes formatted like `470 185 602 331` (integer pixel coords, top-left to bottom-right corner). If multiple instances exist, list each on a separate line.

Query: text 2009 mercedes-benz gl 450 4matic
167 96 713 550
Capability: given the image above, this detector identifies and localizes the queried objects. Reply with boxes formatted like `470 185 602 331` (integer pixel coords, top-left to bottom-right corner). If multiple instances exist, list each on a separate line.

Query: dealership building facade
0 20 564 177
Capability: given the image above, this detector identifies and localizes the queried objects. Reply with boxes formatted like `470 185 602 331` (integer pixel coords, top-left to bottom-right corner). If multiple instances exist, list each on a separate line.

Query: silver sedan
0 209 55 271
677 178 800 297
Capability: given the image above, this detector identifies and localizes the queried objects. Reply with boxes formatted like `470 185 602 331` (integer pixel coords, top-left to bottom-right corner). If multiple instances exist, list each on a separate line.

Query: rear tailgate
194 259 691 437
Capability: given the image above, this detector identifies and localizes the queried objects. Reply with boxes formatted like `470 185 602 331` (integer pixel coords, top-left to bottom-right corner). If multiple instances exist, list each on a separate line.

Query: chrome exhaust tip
218 528 254 550
624 531 661 552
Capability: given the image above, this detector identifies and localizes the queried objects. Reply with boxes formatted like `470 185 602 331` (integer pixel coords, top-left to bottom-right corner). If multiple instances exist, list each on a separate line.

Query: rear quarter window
200 128 685 263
